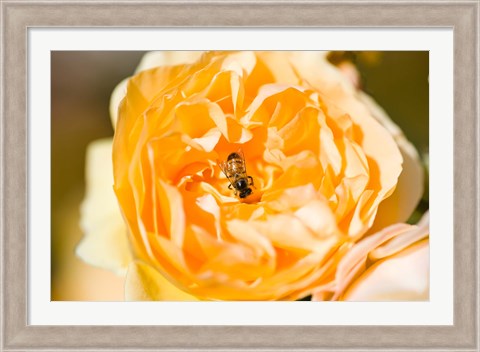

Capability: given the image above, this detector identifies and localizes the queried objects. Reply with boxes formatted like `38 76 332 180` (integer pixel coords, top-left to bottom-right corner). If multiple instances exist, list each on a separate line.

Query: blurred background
51 51 429 301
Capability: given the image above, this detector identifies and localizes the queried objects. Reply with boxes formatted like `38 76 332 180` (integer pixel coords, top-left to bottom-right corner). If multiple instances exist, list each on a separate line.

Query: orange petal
156 179 186 247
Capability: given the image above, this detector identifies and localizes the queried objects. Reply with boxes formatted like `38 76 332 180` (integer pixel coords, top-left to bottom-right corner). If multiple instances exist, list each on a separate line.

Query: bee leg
228 183 233 190
248 176 255 187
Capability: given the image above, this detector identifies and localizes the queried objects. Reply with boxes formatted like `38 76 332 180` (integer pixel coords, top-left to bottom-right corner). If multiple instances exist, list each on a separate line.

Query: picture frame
1 1 477 351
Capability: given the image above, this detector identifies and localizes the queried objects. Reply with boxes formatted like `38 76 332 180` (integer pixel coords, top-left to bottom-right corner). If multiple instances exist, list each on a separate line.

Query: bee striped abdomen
227 154 246 175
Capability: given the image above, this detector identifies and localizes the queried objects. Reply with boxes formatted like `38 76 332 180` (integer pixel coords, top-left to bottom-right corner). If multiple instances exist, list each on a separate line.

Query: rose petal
135 51 204 73
125 261 198 301
250 214 338 256
370 211 429 260
312 214 429 301
326 223 412 299
294 199 339 237
343 239 429 301
77 138 132 275
109 78 128 129
359 92 424 229
109 52 204 129
156 179 186 247
288 52 403 236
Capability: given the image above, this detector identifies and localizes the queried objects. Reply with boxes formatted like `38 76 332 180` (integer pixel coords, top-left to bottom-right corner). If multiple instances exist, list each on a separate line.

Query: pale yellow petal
125 261 198 301
109 78 128 129
313 223 412 300
77 138 132 275
370 211 429 260
312 217 429 301
226 219 276 258
343 239 429 301
250 214 337 256
294 199 339 237
359 92 424 229
135 51 205 73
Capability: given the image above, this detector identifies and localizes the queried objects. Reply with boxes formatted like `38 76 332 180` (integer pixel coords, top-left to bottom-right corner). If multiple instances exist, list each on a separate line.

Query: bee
219 149 254 199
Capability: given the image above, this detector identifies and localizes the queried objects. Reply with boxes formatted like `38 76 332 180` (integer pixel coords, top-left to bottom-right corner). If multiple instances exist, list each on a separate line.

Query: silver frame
1 1 478 351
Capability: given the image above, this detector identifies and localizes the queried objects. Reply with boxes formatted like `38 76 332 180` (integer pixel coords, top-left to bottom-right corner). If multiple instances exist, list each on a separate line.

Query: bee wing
236 147 248 173
218 160 236 185
218 159 229 176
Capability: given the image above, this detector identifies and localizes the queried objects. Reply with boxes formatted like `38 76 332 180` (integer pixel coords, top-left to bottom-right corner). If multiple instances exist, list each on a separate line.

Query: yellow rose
78 51 426 301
